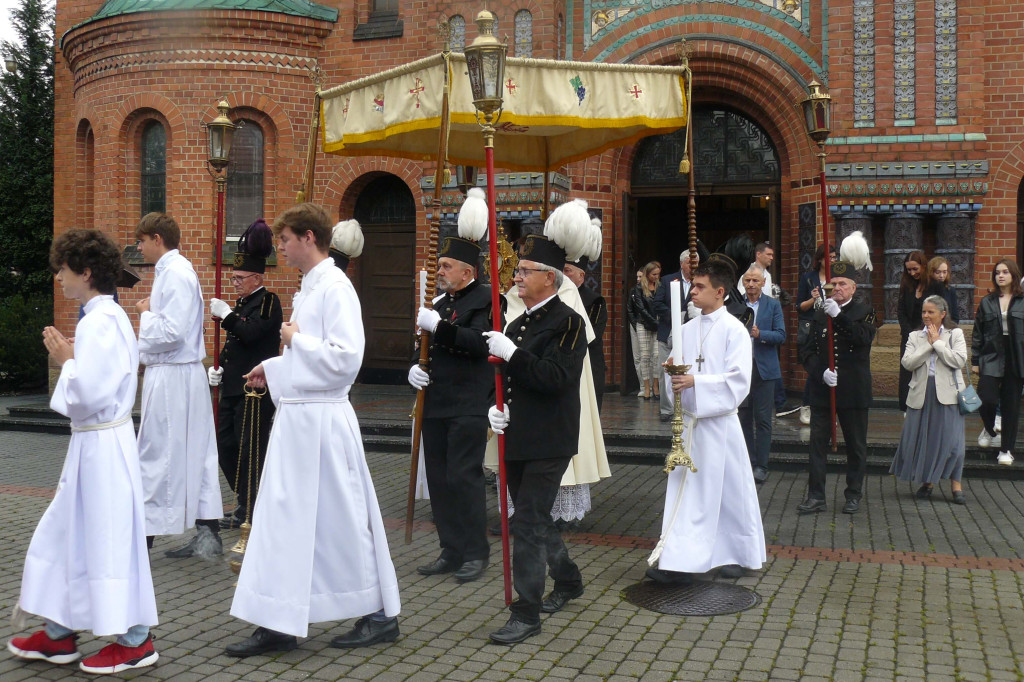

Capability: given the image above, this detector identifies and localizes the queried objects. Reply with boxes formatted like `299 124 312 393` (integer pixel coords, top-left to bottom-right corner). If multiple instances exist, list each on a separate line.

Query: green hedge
0 292 52 390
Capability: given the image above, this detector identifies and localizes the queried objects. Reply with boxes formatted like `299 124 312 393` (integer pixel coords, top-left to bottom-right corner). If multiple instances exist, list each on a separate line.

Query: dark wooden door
354 175 416 383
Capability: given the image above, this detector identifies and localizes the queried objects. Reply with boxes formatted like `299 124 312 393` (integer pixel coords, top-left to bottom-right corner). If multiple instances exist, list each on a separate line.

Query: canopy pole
406 53 452 544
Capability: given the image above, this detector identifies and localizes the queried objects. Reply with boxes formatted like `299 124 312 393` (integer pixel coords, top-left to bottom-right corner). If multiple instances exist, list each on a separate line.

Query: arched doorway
353 174 416 383
628 106 781 276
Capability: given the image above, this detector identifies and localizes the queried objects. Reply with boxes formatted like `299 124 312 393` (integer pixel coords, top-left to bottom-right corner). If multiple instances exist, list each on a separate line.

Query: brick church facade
52 0 1024 391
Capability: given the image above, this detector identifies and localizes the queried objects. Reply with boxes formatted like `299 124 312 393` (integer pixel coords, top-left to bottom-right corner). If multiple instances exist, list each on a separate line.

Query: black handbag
957 363 982 415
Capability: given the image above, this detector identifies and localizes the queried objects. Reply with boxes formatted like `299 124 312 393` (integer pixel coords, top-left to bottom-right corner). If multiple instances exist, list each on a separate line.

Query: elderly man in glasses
206 219 283 533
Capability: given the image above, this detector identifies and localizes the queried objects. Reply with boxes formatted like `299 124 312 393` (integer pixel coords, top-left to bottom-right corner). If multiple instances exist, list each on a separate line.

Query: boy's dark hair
272 203 332 251
50 229 123 295
693 259 734 294
135 212 181 249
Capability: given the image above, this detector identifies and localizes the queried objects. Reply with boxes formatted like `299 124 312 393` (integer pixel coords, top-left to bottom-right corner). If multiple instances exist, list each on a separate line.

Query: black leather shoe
417 557 459 576
644 567 694 585
220 508 246 530
752 466 768 484
329 616 399 648
224 627 298 657
796 497 827 514
842 498 860 514
915 485 933 499
488 617 541 645
540 585 584 613
453 559 488 582
164 534 197 558
718 564 744 579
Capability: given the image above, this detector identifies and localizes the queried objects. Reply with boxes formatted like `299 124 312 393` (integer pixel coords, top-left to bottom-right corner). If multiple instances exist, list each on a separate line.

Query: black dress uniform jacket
502 295 588 461
423 280 501 418
799 299 876 409
219 288 283 395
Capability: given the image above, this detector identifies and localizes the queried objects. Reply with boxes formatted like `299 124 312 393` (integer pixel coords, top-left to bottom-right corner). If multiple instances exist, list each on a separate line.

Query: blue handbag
958 364 982 415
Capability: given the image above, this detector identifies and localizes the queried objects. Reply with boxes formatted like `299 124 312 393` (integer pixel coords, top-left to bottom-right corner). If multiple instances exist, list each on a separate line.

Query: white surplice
658 305 767 572
231 258 400 638
137 249 223 536
19 296 158 636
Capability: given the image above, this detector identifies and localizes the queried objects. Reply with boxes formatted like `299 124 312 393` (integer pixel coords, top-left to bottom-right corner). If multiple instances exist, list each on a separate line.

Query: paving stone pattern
1 431 1023 681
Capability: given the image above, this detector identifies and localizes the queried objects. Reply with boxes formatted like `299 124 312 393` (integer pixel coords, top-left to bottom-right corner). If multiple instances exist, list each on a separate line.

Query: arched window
514 10 533 58
77 121 94 228
449 15 466 52
226 120 264 238
140 121 166 216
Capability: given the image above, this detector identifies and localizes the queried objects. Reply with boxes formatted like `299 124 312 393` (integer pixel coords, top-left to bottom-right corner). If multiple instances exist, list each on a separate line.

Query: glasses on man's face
513 266 544 278
230 274 259 285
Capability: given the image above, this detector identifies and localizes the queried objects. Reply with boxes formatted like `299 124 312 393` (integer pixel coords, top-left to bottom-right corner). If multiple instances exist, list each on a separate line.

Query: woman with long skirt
890 295 967 503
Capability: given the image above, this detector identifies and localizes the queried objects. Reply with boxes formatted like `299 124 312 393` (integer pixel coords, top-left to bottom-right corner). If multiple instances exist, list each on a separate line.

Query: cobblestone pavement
1 430 1023 681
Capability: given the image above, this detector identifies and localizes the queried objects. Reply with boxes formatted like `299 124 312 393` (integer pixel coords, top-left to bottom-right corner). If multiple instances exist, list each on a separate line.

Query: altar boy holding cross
646 258 767 584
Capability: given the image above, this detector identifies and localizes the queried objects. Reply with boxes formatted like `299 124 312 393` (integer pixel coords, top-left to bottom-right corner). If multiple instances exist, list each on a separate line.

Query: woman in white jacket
890 295 967 503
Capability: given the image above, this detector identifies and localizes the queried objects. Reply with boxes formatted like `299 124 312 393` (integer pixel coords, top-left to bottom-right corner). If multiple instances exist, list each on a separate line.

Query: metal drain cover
622 580 761 616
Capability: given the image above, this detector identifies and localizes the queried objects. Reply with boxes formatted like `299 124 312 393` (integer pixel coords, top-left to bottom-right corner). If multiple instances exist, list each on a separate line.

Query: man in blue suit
738 264 786 483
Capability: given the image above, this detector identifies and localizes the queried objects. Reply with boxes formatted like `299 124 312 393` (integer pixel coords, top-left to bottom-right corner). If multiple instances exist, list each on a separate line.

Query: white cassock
231 257 400 638
19 296 158 636
658 305 766 572
485 277 611 488
137 249 222 535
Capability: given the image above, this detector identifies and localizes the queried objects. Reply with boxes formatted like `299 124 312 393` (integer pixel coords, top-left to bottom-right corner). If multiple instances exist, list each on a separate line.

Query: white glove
488 405 510 434
417 307 441 333
208 366 224 387
483 330 517 361
687 301 700 320
408 364 429 390
822 298 841 318
823 368 838 387
210 298 232 320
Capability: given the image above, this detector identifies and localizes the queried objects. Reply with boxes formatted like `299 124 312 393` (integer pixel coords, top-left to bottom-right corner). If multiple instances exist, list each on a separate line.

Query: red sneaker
78 636 158 675
7 629 81 664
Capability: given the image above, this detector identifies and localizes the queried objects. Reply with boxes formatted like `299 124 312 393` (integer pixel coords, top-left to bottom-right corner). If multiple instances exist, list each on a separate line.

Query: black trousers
979 364 1023 451
422 416 490 564
739 362 774 469
898 333 911 412
217 392 274 512
808 405 868 502
506 456 583 623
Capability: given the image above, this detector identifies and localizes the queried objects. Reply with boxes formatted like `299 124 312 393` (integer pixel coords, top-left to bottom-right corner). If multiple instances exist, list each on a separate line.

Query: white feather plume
544 198 592 262
585 217 603 261
839 230 872 271
458 187 488 242
331 219 364 258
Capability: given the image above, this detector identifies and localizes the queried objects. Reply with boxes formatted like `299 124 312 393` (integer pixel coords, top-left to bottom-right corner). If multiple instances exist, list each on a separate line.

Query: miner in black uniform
796 259 876 516
484 234 588 645
207 219 283 531
563 248 607 410
409 219 498 584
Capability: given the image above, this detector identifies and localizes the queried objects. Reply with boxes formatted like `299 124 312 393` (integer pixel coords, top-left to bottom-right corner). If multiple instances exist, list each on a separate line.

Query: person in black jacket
410 190 499 583
972 259 1024 466
628 265 661 398
207 220 283 533
796 260 876 516
484 234 588 645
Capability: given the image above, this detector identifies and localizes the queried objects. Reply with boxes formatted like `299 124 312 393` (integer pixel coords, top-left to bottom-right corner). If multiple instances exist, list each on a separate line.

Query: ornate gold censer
662 362 698 475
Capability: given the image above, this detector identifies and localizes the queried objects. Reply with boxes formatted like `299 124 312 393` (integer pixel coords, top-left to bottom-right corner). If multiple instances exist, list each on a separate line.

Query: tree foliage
0 0 55 300
0 0 54 389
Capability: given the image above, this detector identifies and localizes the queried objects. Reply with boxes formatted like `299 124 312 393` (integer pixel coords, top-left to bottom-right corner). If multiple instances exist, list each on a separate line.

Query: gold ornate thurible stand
229 385 266 575
663 363 698 475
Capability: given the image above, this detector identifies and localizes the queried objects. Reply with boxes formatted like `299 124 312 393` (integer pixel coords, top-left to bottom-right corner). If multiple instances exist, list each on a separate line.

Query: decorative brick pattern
853 0 876 127
893 0 915 124
935 0 958 122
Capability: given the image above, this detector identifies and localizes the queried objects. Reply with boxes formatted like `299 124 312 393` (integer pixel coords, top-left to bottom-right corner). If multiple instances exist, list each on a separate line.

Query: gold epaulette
865 309 876 325
260 291 275 320
560 315 583 350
